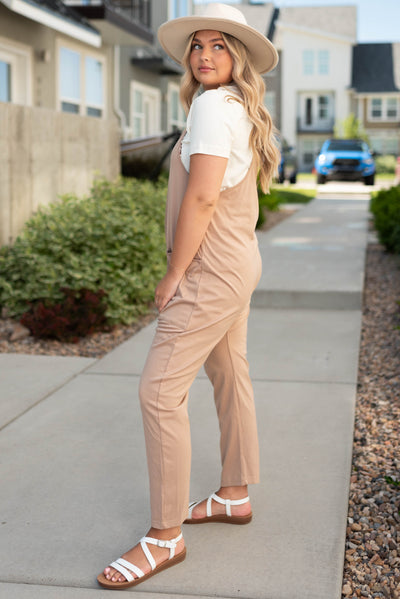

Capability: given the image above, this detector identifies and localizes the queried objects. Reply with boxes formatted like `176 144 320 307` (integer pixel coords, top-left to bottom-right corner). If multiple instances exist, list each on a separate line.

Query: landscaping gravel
342 243 400 599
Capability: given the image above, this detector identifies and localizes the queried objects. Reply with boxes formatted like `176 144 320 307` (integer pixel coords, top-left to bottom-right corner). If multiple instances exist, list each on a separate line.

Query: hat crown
200 3 248 27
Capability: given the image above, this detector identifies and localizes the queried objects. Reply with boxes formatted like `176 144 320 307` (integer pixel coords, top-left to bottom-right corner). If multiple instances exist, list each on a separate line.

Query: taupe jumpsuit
139 130 261 529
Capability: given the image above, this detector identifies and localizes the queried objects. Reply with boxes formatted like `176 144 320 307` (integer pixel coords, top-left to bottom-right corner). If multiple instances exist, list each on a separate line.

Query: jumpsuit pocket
158 256 203 332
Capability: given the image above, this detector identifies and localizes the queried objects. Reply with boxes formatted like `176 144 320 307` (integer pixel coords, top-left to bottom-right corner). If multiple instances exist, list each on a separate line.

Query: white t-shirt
180 86 253 189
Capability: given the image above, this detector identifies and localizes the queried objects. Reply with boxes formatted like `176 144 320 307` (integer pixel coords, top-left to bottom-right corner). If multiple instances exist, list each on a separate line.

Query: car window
327 140 364 152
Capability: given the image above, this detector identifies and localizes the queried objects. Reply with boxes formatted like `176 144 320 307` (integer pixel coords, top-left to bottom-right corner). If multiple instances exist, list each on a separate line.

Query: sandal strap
209 493 250 517
140 533 183 568
110 558 144 582
188 500 200 519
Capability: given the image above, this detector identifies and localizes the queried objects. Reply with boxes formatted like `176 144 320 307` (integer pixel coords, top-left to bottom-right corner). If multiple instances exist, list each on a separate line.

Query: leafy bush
375 154 397 175
0 177 167 324
370 186 400 253
20 288 109 342
257 187 315 229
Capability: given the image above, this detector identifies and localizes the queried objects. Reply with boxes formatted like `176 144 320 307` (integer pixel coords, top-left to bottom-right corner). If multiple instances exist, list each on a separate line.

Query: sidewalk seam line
83 372 358 386
0 360 97 433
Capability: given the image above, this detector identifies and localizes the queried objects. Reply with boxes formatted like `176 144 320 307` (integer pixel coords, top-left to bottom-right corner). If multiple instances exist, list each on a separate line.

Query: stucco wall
0 102 120 246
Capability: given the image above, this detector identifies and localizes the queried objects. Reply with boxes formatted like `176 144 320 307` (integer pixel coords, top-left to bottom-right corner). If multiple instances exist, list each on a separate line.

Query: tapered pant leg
139 261 259 528
204 305 260 487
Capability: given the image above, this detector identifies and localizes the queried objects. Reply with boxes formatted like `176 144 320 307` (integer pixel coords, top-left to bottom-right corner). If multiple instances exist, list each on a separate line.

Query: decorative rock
9 323 31 342
343 244 400 598
342 583 352 595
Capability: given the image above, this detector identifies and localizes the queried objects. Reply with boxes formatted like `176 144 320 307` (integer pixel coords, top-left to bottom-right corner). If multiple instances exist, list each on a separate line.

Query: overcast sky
193 0 400 43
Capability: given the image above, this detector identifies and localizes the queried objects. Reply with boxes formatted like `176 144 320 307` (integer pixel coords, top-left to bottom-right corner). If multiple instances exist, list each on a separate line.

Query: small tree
334 113 370 143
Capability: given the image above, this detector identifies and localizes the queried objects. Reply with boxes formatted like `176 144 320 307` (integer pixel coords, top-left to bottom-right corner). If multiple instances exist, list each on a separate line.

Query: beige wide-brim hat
158 3 278 75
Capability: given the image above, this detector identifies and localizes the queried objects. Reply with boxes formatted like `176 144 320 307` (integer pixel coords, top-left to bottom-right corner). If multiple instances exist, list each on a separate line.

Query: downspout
113 45 127 138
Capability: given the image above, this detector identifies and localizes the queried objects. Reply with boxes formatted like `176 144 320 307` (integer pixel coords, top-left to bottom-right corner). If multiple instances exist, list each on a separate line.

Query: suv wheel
364 174 375 186
317 174 326 184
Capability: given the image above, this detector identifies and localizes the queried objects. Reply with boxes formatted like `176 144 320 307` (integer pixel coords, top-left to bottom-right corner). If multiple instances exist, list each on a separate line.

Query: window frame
368 96 399 122
303 49 314 75
130 81 161 138
56 39 106 118
167 81 186 132
318 50 329 75
0 36 32 106
299 92 334 130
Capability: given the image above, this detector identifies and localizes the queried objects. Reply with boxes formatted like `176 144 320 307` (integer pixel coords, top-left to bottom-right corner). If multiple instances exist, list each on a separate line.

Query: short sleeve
189 89 240 159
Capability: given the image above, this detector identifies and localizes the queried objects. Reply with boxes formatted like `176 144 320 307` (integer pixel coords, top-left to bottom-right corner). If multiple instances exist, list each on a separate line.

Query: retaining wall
0 102 120 246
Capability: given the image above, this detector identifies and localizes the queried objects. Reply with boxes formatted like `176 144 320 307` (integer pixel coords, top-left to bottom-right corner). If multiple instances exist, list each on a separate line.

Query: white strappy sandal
97 533 186 590
185 492 252 525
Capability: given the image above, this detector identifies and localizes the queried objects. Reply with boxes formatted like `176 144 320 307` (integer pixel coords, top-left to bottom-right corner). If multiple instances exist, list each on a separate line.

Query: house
272 4 357 171
0 0 163 245
350 43 400 156
67 0 190 141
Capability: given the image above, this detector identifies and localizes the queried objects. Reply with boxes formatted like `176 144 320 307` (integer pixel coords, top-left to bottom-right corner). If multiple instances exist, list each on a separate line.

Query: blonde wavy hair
180 32 280 192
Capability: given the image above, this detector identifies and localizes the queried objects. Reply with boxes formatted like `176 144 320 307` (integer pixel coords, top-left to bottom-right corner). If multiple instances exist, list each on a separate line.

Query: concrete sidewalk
0 196 369 599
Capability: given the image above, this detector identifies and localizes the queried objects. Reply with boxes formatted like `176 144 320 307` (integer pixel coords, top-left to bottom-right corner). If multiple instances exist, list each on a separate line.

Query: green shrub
0 177 167 324
375 154 397 175
370 186 400 253
257 187 315 229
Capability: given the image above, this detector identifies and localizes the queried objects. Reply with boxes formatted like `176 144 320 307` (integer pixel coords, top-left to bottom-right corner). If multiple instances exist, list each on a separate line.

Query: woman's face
189 30 233 90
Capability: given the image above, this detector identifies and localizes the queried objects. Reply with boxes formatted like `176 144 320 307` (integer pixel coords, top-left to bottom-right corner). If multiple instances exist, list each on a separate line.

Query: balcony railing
297 117 335 134
65 0 151 28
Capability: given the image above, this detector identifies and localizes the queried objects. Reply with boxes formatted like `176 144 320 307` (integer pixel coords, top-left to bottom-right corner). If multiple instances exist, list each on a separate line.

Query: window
305 98 312 125
387 98 398 119
299 93 333 131
318 95 329 119
369 97 399 121
303 50 329 76
318 50 329 75
58 43 105 117
168 82 186 131
0 60 11 102
0 38 31 105
60 47 80 114
264 91 276 121
85 56 103 117
303 50 314 75
371 98 382 119
130 81 161 138
170 0 189 19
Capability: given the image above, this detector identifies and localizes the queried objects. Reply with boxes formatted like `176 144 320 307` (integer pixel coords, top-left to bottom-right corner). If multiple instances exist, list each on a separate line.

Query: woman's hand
155 265 185 312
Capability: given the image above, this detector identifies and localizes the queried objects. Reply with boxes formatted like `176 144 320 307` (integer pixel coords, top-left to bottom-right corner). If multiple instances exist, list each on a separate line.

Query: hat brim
158 15 278 75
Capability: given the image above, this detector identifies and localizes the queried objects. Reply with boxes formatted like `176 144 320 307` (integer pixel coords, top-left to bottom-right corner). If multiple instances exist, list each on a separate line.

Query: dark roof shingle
352 43 399 92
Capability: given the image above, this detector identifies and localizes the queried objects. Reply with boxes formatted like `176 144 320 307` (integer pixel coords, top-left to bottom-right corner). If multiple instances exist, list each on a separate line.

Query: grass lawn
271 187 316 204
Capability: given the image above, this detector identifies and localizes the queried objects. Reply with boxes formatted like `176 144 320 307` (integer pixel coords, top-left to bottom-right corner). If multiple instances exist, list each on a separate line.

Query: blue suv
315 138 375 185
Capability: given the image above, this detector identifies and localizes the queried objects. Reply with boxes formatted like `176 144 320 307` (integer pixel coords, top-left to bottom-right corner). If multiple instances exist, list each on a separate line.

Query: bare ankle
217 485 249 500
148 526 182 540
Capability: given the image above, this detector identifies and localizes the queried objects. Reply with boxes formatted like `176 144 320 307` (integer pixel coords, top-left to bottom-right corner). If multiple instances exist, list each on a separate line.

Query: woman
97 3 279 590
